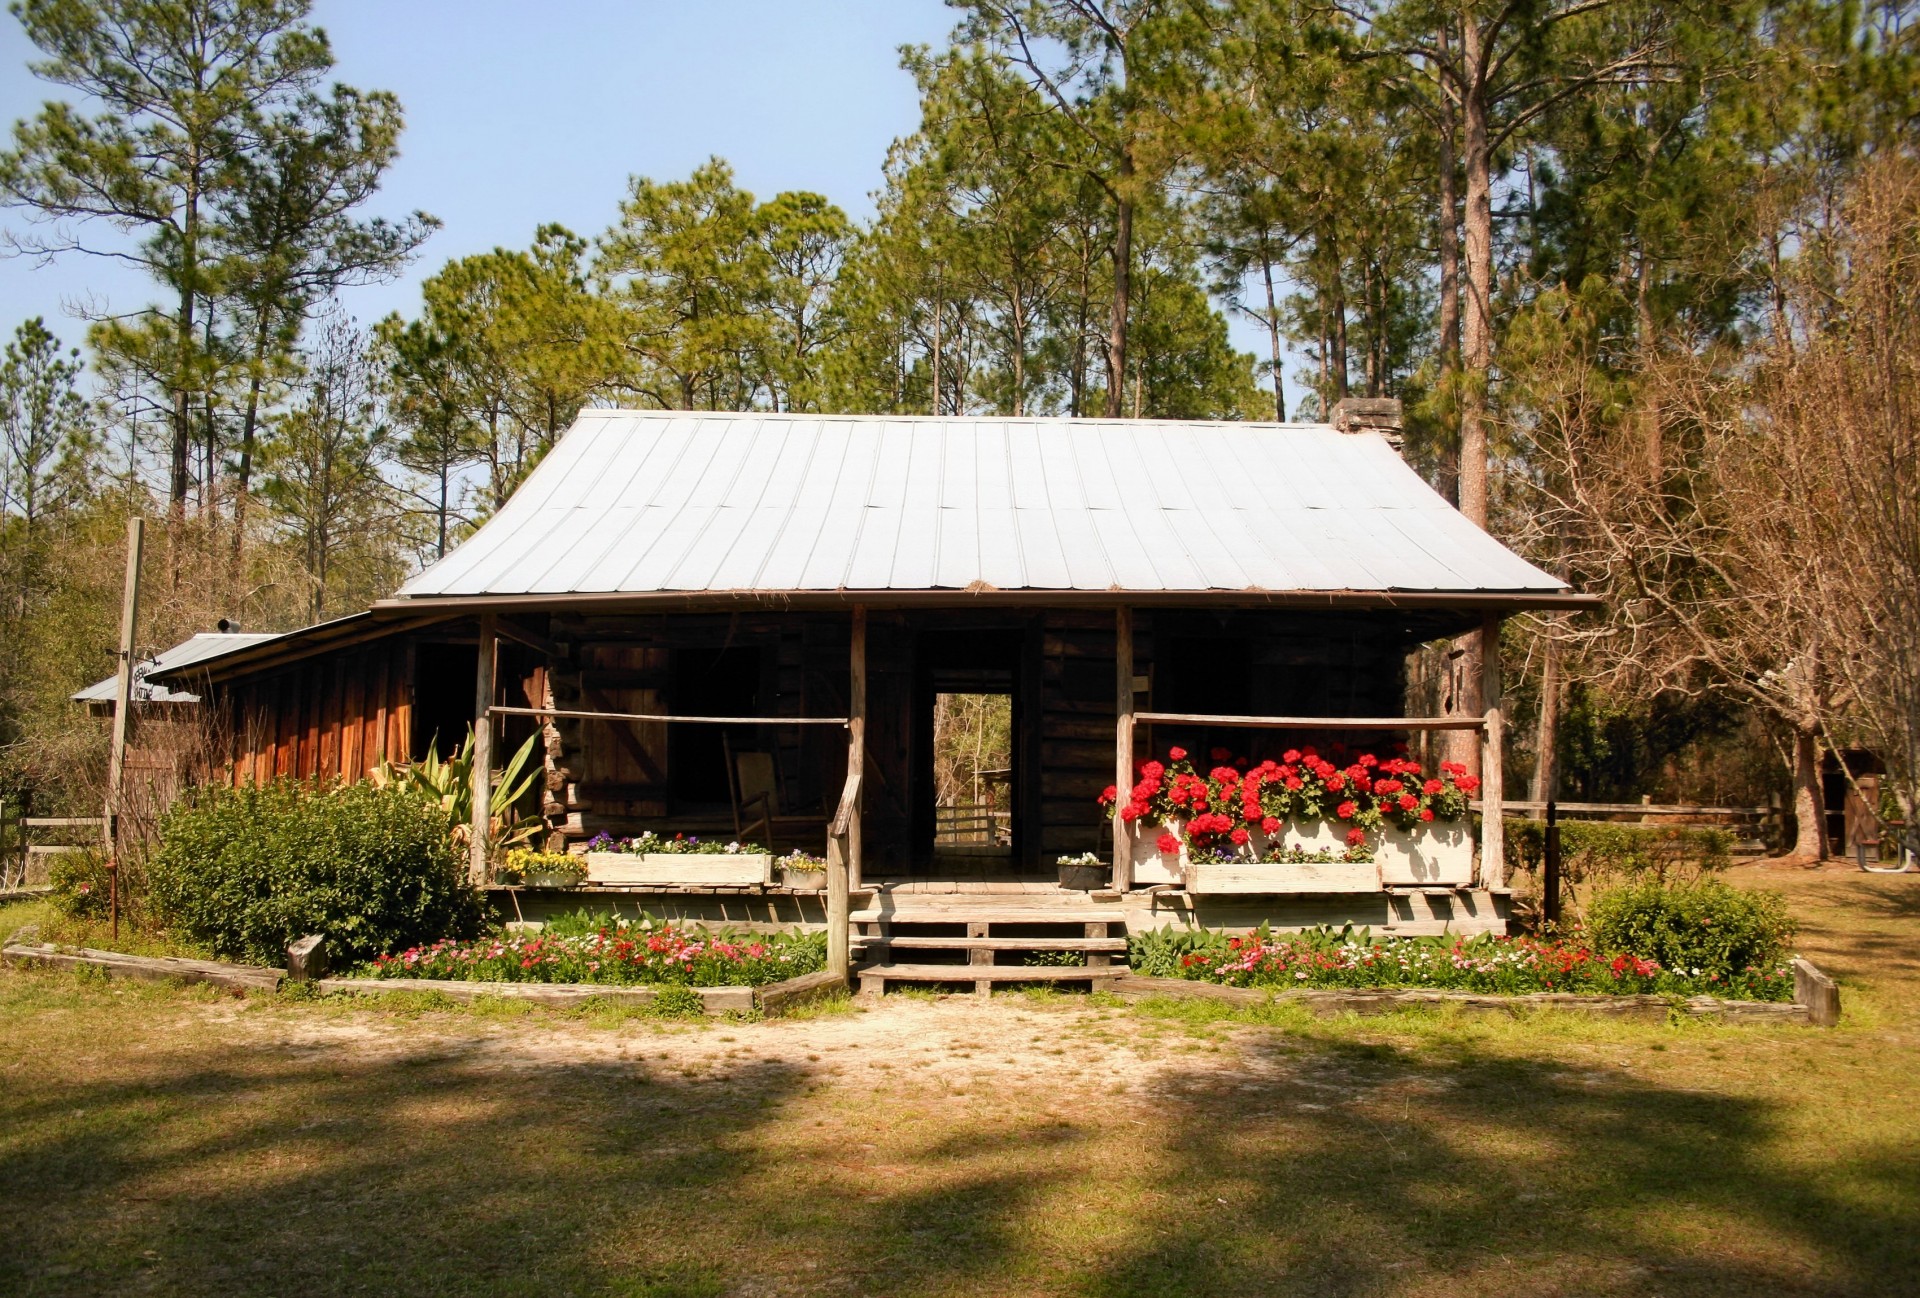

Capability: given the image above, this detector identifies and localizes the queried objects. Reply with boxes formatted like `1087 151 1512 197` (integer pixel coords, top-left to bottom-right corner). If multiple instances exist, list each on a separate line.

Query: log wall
218 638 414 786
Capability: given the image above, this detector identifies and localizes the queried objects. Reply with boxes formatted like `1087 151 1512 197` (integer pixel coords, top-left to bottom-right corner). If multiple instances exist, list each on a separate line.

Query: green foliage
47 846 113 921
376 727 542 855
1585 879 1796 982
1127 926 1236 979
370 916 827 988
147 779 483 966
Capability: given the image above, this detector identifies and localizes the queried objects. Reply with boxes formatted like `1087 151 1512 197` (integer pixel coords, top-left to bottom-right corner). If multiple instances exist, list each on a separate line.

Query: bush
147 779 484 967
1585 878 1795 981
48 848 115 922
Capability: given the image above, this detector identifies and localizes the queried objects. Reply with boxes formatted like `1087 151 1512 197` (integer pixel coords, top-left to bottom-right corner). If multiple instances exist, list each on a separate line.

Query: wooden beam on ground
1480 612 1506 891
471 612 496 884
1113 605 1134 893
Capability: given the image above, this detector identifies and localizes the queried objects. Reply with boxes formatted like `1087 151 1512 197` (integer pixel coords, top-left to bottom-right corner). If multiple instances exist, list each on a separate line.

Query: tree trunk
1436 82 1462 505
1789 725 1829 859
1260 241 1286 420
1458 16 1494 531
1104 157 1134 418
1528 626 1561 803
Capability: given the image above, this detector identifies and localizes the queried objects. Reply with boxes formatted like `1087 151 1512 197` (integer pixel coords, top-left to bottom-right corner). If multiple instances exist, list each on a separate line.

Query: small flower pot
523 869 586 889
783 868 828 891
1057 862 1107 891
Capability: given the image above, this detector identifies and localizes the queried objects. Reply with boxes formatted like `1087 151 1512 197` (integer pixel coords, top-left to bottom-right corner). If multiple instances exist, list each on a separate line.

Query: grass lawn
1 867 1916 1298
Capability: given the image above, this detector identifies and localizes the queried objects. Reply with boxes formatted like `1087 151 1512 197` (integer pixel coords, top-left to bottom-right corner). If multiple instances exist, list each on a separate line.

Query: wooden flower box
1126 817 1472 893
584 851 775 887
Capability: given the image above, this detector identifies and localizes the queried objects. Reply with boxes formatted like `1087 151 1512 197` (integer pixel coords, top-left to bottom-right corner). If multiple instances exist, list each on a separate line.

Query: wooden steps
857 962 1127 996
852 909 1128 998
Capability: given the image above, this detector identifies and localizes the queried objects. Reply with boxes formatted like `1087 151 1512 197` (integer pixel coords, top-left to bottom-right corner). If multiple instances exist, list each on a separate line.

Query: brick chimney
1330 397 1404 454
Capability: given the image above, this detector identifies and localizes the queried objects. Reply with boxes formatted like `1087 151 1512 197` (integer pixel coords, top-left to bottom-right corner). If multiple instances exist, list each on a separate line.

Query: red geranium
1156 832 1180 854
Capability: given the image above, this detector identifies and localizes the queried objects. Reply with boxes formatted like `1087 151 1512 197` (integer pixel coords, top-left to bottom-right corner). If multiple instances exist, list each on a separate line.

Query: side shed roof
73 631 278 705
390 412 1571 605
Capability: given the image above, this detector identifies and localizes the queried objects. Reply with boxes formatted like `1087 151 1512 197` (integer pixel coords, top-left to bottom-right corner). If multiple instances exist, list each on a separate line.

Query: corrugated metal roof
393 412 1568 599
73 632 278 704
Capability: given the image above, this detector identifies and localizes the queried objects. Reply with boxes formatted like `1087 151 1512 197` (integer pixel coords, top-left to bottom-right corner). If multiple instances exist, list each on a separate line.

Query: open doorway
933 692 1013 856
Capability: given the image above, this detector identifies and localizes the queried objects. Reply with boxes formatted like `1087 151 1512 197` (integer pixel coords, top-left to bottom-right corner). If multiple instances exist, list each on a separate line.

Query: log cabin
152 403 1592 985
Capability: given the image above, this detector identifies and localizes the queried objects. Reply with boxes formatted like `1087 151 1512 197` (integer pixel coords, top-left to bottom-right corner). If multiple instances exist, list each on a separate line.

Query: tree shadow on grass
1079 1022 1920 1298
5 981 1918 1298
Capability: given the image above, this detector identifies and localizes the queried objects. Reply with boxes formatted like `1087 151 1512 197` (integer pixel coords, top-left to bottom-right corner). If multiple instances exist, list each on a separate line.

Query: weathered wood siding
219 638 413 786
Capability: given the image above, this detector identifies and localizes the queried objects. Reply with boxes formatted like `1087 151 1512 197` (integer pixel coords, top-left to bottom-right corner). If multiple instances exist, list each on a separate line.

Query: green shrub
47 848 116 922
1585 878 1795 980
148 779 483 966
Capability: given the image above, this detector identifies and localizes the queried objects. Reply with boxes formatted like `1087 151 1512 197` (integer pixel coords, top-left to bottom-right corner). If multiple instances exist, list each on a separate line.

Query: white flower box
584 851 774 887
1124 816 1472 893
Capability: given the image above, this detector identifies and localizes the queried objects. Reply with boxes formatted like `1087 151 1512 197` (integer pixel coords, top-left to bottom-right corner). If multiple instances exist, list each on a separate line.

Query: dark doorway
412 641 478 761
668 645 763 809
912 627 1031 873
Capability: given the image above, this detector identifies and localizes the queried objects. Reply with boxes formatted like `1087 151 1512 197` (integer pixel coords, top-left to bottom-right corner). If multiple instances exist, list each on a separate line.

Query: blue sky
1 1 952 335
1 0 1273 377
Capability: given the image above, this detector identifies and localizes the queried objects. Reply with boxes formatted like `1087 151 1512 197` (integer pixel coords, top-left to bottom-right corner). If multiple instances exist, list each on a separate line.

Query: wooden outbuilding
156 405 1590 981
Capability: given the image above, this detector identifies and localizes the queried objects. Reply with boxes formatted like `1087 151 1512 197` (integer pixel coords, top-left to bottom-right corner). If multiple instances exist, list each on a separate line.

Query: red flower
1168 746 1187 762
1156 832 1180 854
1260 816 1280 833
1099 785 1118 804
1120 802 1143 822
1397 793 1418 811
1230 828 1250 846
1420 808 1435 822
1346 827 1368 847
1423 779 1443 795
1210 746 1232 762
1336 800 1358 820
1211 765 1239 784
1142 760 1165 780
1285 777 1303 791
1359 754 1378 769
1457 775 1481 793
1325 771 1346 791
1283 748 1301 763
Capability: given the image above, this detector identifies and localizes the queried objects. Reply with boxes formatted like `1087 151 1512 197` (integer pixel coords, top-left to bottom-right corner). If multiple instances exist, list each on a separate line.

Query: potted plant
1056 851 1107 890
779 849 829 891
503 848 587 889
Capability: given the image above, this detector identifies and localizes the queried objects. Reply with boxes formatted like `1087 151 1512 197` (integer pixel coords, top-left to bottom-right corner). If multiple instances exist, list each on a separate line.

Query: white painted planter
584 851 774 887
1125 816 1472 893
782 869 828 892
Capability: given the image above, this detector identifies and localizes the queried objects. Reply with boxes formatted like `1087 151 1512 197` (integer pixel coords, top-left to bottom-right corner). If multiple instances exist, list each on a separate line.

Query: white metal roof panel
73 632 278 704
393 411 1569 599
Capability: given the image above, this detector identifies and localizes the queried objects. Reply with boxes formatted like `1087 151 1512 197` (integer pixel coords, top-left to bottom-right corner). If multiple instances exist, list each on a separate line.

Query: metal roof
390 411 1569 601
73 632 278 705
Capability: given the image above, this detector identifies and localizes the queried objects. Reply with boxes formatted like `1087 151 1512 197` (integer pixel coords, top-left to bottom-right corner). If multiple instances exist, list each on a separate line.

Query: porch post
827 605 866 981
1113 605 1134 892
470 611 496 884
848 603 867 893
1479 612 1506 890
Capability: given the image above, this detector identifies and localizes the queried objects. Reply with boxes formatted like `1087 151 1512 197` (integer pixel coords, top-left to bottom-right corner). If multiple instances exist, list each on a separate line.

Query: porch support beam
1113 605 1134 893
1479 612 1506 890
827 604 866 981
470 612 496 884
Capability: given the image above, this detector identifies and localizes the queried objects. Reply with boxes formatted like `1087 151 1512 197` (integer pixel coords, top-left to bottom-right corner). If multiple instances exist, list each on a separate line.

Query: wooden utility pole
104 518 145 941
1112 605 1134 893
470 612 497 883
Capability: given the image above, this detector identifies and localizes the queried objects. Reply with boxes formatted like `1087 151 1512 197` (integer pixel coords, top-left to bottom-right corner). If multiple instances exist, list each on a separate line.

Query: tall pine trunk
1436 26 1462 506
1104 168 1133 418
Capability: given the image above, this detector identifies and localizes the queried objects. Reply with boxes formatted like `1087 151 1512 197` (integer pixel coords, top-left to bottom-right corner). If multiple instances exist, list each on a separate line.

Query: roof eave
373 587 1599 615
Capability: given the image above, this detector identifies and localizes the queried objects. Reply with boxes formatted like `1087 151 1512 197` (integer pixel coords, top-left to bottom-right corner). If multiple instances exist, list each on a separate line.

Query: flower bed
370 920 826 987
1103 745 1479 889
1130 926 1795 1001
